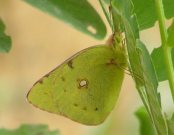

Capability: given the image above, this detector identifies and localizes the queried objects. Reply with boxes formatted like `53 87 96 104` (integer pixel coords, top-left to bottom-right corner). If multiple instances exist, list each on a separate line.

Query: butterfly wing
27 45 125 125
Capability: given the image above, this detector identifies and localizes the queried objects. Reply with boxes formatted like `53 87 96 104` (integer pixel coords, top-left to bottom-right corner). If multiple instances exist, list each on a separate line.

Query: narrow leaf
99 0 113 30
0 124 59 135
23 0 106 39
0 19 12 53
111 0 168 134
136 40 158 90
136 41 166 135
135 107 155 135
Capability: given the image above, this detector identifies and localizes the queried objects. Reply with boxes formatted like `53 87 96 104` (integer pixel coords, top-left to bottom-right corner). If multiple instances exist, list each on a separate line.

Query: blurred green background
0 0 172 135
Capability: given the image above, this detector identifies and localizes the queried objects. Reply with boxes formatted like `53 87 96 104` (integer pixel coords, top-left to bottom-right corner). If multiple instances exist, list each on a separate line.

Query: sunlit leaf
0 19 12 53
23 0 106 39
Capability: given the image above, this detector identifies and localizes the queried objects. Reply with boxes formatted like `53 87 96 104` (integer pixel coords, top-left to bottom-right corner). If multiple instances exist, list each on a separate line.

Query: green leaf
151 47 174 81
0 124 59 135
23 0 106 39
132 0 174 30
136 40 166 135
111 0 168 134
135 107 155 135
136 40 158 90
167 114 174 135
136 39 162 106
167 20 174 47
0 19 12 53
151 20 174 81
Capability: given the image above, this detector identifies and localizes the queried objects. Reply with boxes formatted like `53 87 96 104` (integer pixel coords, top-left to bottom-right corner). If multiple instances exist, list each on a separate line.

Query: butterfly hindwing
27 45 125 125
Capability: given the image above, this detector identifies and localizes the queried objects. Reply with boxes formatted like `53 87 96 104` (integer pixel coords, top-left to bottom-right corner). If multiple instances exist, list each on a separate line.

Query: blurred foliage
0 19 12 53
135 107 155 135
0 124 59 135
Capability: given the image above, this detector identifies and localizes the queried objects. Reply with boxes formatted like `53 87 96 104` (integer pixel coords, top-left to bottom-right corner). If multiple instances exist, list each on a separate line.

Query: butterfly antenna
117 65 145 84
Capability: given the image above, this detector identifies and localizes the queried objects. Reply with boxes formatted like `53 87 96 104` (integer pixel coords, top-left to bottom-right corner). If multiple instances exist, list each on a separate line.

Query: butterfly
27 34 127 125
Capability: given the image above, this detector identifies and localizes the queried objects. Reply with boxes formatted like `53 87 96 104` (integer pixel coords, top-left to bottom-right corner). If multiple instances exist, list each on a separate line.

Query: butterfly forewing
27 45 125 125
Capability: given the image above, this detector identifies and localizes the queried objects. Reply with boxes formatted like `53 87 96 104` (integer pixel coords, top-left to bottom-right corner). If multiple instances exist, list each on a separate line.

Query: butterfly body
27 45 127 125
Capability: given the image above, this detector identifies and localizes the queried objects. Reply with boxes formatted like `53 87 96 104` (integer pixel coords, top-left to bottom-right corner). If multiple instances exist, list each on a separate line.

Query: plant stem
99 0 114 32
154 0 174 102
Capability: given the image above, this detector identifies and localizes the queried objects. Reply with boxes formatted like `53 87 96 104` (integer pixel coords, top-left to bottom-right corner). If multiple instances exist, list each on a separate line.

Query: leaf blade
132 0 174 30
23 0 107 39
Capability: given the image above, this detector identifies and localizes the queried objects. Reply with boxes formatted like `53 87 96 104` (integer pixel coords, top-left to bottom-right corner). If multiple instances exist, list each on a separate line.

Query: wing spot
77 79 89 89
63 89 67 92
83 107 87 111
95 107 98 111
45 74 50 78
67 60 73 69
74 103 78 107
106 58 118 66
61 76 65 81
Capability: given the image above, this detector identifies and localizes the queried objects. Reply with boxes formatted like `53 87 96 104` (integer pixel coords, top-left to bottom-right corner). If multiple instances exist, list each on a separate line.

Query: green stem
154 0 174 102
98 0 114 31
163 47 174 100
